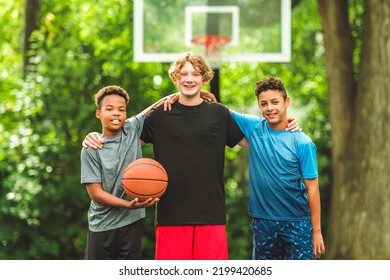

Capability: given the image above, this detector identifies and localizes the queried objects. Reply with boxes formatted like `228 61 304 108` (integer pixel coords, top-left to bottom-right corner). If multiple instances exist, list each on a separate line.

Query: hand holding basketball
128 197 160 209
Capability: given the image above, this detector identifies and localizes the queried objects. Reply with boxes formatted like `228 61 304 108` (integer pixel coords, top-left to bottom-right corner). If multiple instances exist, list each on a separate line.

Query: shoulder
231 110 263 124
146 105 165 117
81 146 98 162
291 131 316 150
203 101 229 111
293 131 314 143
125 113 145 124
123 113 145 131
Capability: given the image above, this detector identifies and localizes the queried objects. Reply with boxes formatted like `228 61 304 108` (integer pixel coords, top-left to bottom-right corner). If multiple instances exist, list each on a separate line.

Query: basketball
122 158 168 202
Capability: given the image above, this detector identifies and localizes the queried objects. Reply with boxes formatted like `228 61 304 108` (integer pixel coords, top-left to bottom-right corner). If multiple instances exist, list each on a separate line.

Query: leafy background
0 0 332 259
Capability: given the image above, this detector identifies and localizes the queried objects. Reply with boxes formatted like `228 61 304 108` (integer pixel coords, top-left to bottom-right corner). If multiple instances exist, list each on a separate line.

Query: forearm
307 188 322 232
87 184 131 208
304 178 322 231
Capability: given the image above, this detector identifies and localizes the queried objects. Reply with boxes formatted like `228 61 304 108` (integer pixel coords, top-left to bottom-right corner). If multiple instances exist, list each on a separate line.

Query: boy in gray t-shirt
80 85 159 259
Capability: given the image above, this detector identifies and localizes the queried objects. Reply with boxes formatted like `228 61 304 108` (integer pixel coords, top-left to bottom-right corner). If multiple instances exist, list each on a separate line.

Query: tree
23 0 39 78
317 0 390 259
3 0 388 260
0 0 172 259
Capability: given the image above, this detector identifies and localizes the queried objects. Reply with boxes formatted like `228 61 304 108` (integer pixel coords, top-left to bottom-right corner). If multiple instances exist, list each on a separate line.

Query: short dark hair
255 77 287 100
95 85 130 109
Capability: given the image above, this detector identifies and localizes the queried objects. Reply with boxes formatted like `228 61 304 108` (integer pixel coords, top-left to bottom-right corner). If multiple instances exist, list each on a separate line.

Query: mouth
266 112 277 119
111 119 121 124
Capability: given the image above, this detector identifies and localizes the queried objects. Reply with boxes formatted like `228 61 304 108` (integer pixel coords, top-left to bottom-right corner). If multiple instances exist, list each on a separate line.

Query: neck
101 129 120 138
178 94 203 106
268 119 288 131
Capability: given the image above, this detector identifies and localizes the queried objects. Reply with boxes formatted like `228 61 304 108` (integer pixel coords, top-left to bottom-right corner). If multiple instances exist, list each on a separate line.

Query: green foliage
0 0 333 259
0 0 170 259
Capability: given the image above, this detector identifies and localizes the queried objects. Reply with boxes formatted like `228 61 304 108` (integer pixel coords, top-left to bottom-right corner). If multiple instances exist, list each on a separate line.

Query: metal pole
210 68 220 103
207 0 221 102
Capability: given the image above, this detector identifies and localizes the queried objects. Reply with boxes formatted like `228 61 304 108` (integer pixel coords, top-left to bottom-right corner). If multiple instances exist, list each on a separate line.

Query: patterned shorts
251 218 314 260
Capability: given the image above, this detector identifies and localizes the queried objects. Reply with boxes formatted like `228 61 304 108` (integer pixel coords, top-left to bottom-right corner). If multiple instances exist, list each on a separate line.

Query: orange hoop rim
191 35 231 49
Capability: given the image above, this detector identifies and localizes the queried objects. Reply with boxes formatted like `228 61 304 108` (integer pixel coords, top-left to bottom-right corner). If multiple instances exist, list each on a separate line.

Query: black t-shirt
141 101 244 226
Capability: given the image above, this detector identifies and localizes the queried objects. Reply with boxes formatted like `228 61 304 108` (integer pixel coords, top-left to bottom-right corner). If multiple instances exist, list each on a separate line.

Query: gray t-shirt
80 113 145 232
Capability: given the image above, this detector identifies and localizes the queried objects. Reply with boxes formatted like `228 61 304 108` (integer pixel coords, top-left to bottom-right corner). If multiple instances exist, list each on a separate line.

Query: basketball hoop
191 35 231 68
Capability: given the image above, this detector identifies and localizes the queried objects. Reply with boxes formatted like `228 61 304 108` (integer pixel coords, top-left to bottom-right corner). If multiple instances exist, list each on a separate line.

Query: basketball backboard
133 0 291 63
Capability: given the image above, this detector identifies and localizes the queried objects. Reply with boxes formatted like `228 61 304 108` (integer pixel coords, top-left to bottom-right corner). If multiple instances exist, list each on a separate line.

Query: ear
96 110 101 119
285 96 291 108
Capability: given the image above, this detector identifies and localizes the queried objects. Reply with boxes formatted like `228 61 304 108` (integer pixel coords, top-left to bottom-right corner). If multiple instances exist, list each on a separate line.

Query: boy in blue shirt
231 77 325 260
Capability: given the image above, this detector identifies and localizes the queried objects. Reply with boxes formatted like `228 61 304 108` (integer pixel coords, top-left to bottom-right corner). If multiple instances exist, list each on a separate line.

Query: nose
185 74 195 82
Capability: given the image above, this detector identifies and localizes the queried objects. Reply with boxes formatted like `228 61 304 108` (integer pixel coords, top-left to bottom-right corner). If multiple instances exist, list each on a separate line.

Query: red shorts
155 225 228 260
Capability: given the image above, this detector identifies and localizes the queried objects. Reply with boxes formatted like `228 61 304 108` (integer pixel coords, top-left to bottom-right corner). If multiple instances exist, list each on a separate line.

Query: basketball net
191 35 231 68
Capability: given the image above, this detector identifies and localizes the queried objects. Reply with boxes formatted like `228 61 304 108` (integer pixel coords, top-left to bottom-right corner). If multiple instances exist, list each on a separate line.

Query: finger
84 139 97 149
97 134 104 142
137 198 152 206
128 198 139 207
93 133 104 143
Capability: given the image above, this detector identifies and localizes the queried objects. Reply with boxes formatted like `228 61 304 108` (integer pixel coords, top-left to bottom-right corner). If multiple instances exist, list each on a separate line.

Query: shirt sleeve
226 110 245 148
80 148 101 185
230 110 262 139
297 133 318 179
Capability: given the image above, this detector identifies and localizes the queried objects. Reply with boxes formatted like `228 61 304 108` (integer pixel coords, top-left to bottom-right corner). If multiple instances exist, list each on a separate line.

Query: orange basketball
122 158 168 202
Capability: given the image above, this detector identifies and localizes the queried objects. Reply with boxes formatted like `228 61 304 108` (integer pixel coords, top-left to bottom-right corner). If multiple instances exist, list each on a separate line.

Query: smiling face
174 61 205 103
258 89 290 131
96 94 127 137
168 52 214 106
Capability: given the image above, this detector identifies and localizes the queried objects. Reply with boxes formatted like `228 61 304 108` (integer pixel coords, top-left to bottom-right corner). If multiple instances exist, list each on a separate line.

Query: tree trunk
23 0 40 78
318 0 390 259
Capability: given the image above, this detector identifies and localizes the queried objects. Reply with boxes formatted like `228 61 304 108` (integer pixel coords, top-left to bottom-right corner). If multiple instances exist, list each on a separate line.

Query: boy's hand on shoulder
163 90 217 112
286 117 302 132
200 90 217 103
82 132 104 149
128 197 159 209
163 93 180 111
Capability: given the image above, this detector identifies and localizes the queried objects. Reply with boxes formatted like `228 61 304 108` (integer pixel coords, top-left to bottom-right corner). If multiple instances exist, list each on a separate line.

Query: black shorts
85 219 143 260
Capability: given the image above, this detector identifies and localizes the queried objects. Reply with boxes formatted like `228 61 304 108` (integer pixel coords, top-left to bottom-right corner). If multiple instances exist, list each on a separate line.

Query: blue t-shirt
231 111 318 221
